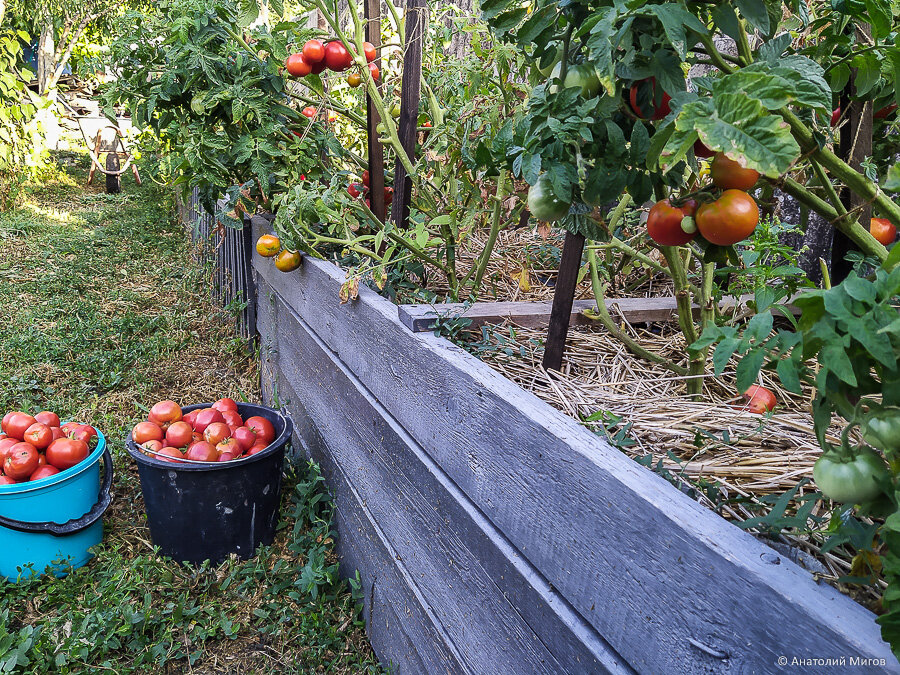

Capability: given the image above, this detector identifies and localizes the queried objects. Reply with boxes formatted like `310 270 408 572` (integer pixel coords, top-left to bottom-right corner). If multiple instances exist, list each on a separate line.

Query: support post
542 232 585 370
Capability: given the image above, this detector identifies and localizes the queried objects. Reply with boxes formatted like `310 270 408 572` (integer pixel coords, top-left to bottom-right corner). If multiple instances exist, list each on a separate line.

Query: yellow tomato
274 249 302 272
255 234 281 257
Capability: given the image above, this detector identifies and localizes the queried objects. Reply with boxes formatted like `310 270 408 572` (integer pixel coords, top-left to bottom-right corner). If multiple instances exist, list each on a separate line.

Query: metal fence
178 189 257 342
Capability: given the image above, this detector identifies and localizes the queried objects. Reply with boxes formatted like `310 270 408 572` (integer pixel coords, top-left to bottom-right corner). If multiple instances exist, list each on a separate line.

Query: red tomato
710 153 760 191
4 413 36 440
0 476 17 485
875 103 897 119
384 186 393 205
191 431 203 445
348 183 363 198
696 190 759 246
185 442 218 462
157 447 186 463
245 416 275 444
0 412 15 432
69 425 97 445
141 439 164 454
29 465 60 482
46 438 89 470
50 427 64 441
323 41 352 72
302 39 325 64
647 199 697 246
368 63 380 82
232 426 257 452
35 411 61 427
212 398 239 413
23 423 52 450
693 139 715 158
743 385 777 414
830 107 841 127
218 452 238 462
60 421 81 436
363 41 376 62
150 400 182 425
870 217 897 246
183 410 199 429
193 408 225 433
310 59 327 75
216 437 240 457
0 438 19 464
204 422 231 446
302 106 317 119
36 453 46 467
247 443 268 456
5 443 39 480
166 421 193 448
629 78 671 121
133 421 164 444
362 170 370 187
285 53 311 77
221 410 243 429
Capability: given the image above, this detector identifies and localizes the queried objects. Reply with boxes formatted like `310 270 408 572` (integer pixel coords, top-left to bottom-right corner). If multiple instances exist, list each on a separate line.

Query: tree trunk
37 22 54 95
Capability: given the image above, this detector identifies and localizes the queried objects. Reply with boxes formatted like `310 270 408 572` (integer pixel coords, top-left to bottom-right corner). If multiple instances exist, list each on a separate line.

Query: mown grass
0 153 383 674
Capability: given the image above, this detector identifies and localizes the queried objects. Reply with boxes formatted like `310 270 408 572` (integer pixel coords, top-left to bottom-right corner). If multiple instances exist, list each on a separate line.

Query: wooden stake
542 231 585 370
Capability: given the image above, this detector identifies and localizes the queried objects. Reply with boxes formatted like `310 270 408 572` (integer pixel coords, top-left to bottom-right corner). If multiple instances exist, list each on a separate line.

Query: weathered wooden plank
397 293 791 333
256 284 455 674
543 231 586 370
251 227 896 672
257 275 629 673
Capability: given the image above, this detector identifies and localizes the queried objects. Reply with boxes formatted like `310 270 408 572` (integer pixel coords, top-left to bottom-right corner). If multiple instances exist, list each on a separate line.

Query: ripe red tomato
302 39 325 64
245 416 275 444
212 398 239 413
29 465 60 482
647 199 697 246
743 385 777 414
302 106 317 119
368 63 380 82
384 186 393 205
183 410 199 429
693 139 715 158
46 438 89 470
0 476 16 485
133 421 164 444
35 411 60 427
232 426 257 452
4 412 36 440
157 447 186 463
221 410 243 429
185 442 218 462
348 183 363 198
216 437 240 457
629 78 671 121
50 427 64 441
830 107 841 127
69 425 97 445
60 421 81 436
362 170 370 187
141 439 164 455
166 421 193 448
23 423 52 450
310 59 327 75
695 190 759 246
0 412 14 432
363 41 376 62
5 443 39 480
285 53 311 77
204 422 231 446
875 103 897 119
150 400 182 426
193 408 226 433
323 41 352 72
870 217 897 246
710 153 760 191
0 437 18 462
218 452 238 462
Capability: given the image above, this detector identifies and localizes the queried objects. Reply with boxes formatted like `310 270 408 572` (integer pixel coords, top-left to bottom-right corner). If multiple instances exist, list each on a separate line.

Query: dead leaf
511 268 531 292
537 222 551 240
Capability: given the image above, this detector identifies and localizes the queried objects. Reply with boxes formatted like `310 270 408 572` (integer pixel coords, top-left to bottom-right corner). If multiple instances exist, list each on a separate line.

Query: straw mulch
465 318 880 600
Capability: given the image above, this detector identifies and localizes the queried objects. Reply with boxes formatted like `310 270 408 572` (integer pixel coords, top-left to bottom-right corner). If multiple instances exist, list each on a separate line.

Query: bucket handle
0 447 113 537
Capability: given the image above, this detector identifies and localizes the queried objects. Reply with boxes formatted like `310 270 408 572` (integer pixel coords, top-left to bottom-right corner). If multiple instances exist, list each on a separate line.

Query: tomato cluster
285 39 378 84
347 169 393 209
133 399 276 463
255 234 302 272
0 410 97 484
646 152 760 248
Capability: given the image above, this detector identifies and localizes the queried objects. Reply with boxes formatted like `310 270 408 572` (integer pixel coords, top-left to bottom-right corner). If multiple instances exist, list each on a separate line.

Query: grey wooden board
256 276 629 673
251 222 896 672
398 295 797 332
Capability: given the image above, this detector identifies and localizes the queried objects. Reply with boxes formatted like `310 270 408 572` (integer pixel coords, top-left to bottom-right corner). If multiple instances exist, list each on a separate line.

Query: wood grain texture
398 294 795 332
251 220 896 673
543 231 585 370
256 275 630 673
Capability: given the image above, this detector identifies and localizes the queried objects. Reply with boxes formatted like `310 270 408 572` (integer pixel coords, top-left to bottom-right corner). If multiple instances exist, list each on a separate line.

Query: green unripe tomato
527 174 571 222
535 44 561 77
813 448 888 504
564 64 601 98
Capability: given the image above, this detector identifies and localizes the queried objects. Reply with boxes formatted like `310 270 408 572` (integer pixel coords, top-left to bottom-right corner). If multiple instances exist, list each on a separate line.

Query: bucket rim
0 429 107 495
126 402 292 472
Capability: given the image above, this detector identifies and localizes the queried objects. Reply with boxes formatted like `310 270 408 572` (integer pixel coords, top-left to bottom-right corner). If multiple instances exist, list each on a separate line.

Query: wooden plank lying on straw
399 294 799 332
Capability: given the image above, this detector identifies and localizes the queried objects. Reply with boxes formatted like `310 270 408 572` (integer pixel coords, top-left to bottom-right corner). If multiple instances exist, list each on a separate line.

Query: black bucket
125 402 293 565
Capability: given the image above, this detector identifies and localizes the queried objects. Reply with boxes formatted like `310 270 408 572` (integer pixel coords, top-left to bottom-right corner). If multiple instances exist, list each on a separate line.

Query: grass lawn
0 153 383 674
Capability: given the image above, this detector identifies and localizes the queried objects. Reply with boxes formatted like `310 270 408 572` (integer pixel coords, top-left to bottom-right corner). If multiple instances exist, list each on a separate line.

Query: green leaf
863 0 892 39
736 0 770 35
885 164 900 194
851 53 880 98
713 337 741 375
710 4 742 43
718 63 830 111
644 4 707 58
736 348 766 391
777 355 803 394
237 0 260 28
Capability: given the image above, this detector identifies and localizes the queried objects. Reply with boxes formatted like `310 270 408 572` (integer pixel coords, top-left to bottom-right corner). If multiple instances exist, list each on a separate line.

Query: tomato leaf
643 4 707 58
237 0 259 28
864 0 892 39
735 0 770 35
736 348 766 391
710 4 742 43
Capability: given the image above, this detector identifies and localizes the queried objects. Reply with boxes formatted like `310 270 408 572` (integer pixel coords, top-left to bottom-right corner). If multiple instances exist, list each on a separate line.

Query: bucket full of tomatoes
125 399 293 565
0 411 113 581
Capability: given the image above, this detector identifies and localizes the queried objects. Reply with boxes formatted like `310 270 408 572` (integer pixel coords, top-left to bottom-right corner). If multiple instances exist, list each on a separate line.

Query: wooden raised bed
249 216 896 673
